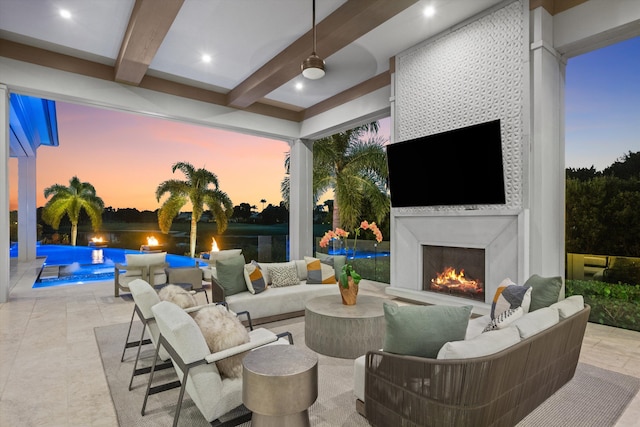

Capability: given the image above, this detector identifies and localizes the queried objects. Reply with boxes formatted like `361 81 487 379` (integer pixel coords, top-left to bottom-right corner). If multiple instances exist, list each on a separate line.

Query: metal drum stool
243 345 318 427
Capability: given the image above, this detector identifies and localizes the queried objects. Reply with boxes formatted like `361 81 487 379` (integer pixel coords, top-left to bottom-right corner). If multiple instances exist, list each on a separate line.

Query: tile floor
1 258 640 426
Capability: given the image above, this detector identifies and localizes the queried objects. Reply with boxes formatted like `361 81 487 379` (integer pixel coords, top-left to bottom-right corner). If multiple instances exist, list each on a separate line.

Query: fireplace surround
387 210 528 314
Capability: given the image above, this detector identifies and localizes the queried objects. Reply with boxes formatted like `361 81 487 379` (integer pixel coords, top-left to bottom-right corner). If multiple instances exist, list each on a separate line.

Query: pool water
10 244 204 288
326 248 390 259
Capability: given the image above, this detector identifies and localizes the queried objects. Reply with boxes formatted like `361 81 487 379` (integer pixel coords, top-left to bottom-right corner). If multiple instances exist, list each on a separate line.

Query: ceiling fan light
302 53 325 79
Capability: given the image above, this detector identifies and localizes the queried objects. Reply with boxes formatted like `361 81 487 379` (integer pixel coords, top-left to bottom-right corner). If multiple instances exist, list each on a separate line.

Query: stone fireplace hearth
387 209 527 315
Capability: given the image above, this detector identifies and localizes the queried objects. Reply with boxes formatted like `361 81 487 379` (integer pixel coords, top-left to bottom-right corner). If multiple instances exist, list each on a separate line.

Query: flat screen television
387 119 506 207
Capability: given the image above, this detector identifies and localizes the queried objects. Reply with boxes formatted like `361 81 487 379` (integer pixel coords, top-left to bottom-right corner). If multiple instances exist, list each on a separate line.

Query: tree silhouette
156 162 233 257
281 122 389 230
42 176 104 246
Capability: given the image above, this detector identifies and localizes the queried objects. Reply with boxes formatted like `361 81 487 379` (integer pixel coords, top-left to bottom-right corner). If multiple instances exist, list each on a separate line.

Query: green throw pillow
216 254 248 296
383 301 472 358
524 274 563 311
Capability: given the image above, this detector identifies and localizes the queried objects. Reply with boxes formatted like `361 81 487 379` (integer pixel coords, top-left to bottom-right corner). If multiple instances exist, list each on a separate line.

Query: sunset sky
8 36 638 212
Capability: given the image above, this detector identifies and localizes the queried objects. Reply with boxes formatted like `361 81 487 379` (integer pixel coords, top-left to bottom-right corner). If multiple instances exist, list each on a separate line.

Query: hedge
566 279 640 332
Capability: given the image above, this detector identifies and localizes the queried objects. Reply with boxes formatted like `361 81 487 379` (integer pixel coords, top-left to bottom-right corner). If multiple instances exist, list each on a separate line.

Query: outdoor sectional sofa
353 295 590 427
208 252 345 324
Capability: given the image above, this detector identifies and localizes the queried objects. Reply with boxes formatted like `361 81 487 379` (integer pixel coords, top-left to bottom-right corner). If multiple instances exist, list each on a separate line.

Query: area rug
96 318 640 427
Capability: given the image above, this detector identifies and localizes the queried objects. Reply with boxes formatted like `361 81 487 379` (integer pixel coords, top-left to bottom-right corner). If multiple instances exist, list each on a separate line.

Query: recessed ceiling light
295 82 303 91
423 5 435 18
201 54 212 63
59 9 72 19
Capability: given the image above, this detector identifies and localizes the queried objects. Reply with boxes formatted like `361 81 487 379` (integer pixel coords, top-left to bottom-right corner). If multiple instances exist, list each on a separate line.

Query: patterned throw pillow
304 256 337 284
268 264 300 287
490 278 532 320
243 261 266 294
483 306 524 332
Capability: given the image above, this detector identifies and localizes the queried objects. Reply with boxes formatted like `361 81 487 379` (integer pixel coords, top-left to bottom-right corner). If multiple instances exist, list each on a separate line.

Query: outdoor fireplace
422 245 485 301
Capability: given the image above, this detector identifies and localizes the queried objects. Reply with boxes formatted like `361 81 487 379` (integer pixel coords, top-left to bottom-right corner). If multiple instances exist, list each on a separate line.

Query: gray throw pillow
524 274 563 311
216 254 248 296
383 301 472 358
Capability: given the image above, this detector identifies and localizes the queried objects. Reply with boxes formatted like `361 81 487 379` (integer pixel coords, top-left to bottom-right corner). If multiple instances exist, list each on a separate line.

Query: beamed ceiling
0 0 586 122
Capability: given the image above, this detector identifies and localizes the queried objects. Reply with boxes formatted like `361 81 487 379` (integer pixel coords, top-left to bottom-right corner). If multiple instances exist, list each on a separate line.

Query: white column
529 7 566 278
18 156 37 261
0 84 10 302
288 138 313 260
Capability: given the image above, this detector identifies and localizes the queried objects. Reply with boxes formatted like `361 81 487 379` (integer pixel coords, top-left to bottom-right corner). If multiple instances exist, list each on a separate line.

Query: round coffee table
305 294 387 359
242 345 318 426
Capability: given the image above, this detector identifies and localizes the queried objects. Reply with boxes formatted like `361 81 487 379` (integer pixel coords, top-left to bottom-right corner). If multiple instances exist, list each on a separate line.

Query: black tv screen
387 119 506 207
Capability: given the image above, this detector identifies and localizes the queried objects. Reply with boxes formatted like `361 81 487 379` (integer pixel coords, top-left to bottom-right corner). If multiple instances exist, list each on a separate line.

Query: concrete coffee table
305 294 387 359
243 345 318 426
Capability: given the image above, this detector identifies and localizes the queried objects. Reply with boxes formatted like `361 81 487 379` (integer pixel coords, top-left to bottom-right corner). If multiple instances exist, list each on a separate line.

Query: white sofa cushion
510 306 560 339
353 355 367 401
437 327 521 359
549 295 584 319
224 282 339 320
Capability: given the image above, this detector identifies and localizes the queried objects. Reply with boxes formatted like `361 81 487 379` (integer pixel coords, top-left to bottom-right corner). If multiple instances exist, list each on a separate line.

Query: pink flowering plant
319 220 383 288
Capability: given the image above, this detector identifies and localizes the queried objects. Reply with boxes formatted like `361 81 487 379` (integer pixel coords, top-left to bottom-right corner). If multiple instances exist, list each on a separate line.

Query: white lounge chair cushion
129 279 170 361
152 301 241 423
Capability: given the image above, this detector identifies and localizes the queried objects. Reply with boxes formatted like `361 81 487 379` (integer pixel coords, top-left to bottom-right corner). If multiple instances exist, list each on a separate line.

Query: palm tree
42 176 105 246
260 198 267 211
281 122 390 230
156 162 233 257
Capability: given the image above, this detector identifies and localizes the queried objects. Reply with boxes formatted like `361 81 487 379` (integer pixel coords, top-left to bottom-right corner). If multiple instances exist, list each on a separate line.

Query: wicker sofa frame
359 304 591 427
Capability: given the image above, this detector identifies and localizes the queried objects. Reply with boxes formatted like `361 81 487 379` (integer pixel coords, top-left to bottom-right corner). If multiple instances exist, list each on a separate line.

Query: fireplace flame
146 236 159 246
431 267 483 293
211 237 220 252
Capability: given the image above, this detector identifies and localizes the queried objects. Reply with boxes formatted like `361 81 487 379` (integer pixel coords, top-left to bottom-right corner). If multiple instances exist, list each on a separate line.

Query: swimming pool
9 244 205 288
326 248 390 259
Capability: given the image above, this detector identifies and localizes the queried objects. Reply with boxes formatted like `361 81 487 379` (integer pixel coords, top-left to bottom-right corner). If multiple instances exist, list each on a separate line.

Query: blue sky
565 35 640 171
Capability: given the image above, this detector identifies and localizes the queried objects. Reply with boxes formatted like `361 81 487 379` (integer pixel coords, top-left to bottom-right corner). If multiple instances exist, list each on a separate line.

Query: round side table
305 294 387 359
243 345 318 427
